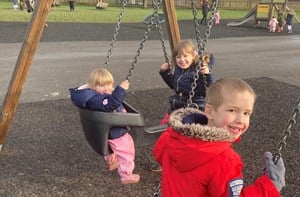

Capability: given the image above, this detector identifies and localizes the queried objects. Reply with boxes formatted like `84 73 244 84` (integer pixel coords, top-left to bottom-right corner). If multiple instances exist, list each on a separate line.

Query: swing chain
152 181 162 197
191 0 218 54
200 0 218 54
104 0 128 67
150 2 219 196
191 0 202 53
187 0 218 107
150 7 170 65
273 97 300 164
154 19 170 65
126 0 163 80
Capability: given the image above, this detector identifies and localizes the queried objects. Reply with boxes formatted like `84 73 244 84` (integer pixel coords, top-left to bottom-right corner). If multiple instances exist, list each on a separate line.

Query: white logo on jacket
103 99 108 105
228 178 244 197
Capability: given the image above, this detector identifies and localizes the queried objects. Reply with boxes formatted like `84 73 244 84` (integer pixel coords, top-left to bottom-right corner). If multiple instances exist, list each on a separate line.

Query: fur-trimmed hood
161 108 237 172
169 107 236 142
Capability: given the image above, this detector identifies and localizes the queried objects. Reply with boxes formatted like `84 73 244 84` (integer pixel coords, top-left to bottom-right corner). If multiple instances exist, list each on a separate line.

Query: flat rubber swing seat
144 124 168 134
79 101 145 156
143 13 165 25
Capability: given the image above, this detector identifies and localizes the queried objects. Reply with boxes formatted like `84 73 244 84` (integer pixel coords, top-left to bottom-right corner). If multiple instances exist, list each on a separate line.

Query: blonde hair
88 68 114 90
172 40 196 63
206 78 256 109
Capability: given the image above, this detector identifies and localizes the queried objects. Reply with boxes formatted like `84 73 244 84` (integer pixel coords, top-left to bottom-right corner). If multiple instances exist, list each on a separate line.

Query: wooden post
270 0 274 19
0 0 53 145
143 0 147 8
162 0 181 52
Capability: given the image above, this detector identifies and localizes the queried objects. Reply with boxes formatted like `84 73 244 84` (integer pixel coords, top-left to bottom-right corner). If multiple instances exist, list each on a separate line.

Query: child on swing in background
149 40 215 172
69 68 140 184
153 77 286 196
159 40 215 124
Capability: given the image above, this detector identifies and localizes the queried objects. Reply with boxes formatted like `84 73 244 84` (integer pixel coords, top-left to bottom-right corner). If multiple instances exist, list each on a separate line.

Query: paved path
1 20 299 103
1 36 300 103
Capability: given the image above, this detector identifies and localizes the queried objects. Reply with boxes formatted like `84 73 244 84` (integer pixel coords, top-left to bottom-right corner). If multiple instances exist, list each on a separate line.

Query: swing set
0 0 178 153
0 0 299 194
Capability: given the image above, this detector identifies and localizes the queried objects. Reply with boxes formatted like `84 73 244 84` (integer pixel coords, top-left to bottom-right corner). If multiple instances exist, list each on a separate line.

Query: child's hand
120 80 129 90
263 151 286 191
200 64 210 74
161 62 170 71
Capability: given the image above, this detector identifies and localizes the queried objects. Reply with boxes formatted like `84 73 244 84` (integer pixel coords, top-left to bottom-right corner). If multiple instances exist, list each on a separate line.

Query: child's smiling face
206 89 255 139
175 49 196 70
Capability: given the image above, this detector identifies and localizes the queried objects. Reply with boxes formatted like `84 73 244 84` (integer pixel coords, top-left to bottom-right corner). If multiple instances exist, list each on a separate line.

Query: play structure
227 0 288 27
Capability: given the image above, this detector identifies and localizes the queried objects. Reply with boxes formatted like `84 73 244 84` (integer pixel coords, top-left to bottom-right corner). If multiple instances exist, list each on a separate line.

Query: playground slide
227 8 256 27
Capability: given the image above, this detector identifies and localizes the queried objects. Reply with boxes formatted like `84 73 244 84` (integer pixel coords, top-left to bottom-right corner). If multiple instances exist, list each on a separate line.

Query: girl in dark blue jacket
69 68 140 184
148 40 215 172
159 40 214 125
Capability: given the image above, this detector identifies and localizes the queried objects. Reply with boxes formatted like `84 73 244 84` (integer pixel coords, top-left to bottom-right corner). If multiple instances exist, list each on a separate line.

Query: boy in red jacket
153 77 285 197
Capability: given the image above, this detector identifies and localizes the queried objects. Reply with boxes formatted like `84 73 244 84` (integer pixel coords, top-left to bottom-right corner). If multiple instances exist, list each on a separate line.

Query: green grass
0 1 249 23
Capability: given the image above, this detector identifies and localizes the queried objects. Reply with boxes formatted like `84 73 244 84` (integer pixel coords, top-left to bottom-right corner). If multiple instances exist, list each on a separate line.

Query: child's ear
204 104 214 120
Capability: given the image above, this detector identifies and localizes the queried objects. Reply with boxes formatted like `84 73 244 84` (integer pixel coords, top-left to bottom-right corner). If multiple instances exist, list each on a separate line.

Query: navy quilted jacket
69 85 128 139
159 54 214 111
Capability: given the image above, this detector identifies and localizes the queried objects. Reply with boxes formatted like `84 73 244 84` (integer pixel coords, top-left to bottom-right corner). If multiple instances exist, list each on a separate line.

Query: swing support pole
162 0 181 51
0 0 53 146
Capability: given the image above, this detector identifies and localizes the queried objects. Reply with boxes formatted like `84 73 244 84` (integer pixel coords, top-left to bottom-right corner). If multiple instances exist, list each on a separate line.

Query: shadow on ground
0 77 299 196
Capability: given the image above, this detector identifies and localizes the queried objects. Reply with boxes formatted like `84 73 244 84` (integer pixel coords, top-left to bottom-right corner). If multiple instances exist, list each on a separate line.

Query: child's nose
235 114 245 123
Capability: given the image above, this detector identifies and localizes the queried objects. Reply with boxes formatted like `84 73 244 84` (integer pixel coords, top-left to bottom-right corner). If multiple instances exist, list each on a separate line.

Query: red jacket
153 108 280 197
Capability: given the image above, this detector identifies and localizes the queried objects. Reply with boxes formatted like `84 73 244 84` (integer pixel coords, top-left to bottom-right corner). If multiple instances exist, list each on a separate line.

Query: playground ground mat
1 77 299 196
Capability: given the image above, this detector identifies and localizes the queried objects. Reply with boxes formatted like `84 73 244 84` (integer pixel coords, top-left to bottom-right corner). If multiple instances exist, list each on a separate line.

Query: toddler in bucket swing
153 77 286 196
69 68 140 184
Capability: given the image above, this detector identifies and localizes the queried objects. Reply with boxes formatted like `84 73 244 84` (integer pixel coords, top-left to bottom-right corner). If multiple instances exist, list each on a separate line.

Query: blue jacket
286 13 294 25
69 85 128 139
160 54 214 111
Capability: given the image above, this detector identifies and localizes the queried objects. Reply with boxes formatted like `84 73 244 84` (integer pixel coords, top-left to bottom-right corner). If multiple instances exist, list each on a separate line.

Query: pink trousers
104 133 135 179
